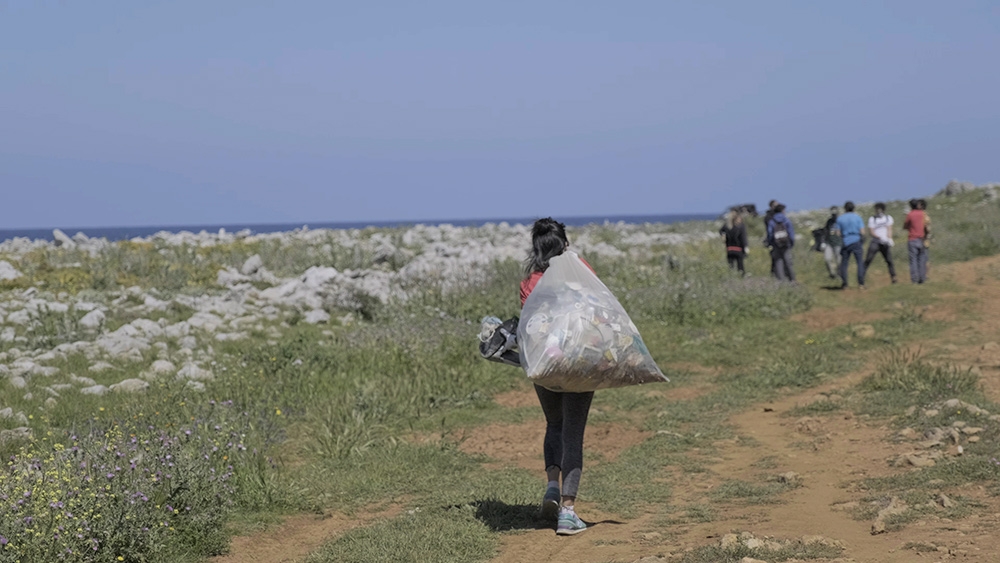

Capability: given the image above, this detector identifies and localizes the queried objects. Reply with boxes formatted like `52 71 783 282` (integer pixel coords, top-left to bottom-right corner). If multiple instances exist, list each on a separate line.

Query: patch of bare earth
210 506 401 563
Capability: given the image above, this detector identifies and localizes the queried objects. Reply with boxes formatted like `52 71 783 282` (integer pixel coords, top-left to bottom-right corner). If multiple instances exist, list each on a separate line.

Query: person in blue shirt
766 203 796 282
835 201 867 289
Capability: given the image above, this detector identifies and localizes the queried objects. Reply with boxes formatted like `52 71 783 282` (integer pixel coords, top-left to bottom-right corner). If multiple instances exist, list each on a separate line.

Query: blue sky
1 1 998 228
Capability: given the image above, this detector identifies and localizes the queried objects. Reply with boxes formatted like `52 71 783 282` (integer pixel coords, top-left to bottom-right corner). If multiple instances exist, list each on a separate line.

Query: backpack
772 220 791 249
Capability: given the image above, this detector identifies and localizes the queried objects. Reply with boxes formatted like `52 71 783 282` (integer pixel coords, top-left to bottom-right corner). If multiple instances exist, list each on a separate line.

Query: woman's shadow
466 498 623 532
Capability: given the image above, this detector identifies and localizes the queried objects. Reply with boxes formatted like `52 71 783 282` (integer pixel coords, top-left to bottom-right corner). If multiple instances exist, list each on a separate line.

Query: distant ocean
0 214 718 243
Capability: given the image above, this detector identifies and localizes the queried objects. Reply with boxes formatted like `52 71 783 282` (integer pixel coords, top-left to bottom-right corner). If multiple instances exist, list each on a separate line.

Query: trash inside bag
479 316 521 367
517 252 668 392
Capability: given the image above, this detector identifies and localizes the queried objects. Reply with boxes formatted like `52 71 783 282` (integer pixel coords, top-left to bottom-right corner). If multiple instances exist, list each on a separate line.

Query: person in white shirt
864 202 898 284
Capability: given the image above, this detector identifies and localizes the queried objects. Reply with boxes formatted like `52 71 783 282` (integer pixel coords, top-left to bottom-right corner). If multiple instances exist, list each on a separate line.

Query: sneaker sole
539 499 559 521
556 525 587 536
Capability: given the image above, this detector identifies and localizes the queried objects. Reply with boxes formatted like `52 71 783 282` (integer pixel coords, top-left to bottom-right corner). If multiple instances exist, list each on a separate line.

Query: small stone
967 436 981 443
0 407 12 419
983 342 1000 351
80 385 109 396
8 376 27 389
739 558 769 563
898 427 917 439
778 471 800 484
79 309 106 330
720 533 740 549
240 254 264 275
88 361 115 373
937 494 956 509
852 324 876 338
952 420 967 428
110 378 149 393
44 397 57 408
924 409 940 417
303 309 331 324
961 426 982 435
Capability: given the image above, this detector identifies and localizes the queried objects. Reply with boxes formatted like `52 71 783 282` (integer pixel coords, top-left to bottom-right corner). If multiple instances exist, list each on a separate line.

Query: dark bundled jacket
719 222 747 254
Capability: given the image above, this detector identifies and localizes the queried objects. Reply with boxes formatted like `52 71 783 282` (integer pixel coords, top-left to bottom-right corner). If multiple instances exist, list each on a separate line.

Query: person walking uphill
904 199 930 283
519 217 592 536
864 202 897 284
836 201 867 289
766 204 795 281
719 211 748 275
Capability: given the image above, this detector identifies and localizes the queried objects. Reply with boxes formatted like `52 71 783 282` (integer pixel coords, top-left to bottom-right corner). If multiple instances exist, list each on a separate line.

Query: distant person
822 206 842 279
766 203 795 281
904 199 930 283
864 202 897 284
763 200 778 275
836 201 866 289
520 217 592 535
719 210 748 275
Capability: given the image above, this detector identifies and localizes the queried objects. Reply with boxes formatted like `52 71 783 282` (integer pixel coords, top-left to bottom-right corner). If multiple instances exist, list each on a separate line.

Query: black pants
864 240 896 280
726 251 745 274
534 384 593 497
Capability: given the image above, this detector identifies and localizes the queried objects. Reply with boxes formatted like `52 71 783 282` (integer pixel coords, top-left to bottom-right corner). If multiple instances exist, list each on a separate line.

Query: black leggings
534 384 594 497
727 251 745 274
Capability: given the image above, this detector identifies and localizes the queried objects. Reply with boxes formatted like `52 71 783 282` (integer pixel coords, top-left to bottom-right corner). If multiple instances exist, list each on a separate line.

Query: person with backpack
822 206 842 279
904 199 930 283
835 201 867 289
719 210 748 275
519 217 593 535
766 203 795 282
864 202 898 284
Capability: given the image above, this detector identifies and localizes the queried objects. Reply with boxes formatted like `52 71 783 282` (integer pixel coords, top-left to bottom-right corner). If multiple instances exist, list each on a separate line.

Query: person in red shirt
903 199 929 283
519 217 592 536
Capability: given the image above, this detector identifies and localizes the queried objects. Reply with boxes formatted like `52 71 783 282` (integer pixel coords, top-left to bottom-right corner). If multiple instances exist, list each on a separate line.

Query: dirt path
218 255 1000 563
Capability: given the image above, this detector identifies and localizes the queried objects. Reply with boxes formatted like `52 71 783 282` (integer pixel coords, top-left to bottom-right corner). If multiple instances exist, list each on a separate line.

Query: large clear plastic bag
518 252 668 392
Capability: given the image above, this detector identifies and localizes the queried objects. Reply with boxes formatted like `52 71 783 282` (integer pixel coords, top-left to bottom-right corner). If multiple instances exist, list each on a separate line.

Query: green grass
4 189 1000 561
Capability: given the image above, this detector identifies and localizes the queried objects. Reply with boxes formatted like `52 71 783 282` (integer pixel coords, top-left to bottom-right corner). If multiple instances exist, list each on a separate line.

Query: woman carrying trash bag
519 217 593 535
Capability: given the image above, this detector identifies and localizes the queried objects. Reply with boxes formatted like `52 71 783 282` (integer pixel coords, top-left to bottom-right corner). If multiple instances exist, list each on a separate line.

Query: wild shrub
859 347 980 400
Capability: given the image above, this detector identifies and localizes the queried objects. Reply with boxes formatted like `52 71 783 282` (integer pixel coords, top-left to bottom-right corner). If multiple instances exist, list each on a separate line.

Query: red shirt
903 210 926 240
519 257 594 307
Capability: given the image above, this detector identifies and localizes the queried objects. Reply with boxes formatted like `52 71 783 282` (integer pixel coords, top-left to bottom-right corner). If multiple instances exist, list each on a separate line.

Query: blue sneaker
556 507 587 535
539 486 560 520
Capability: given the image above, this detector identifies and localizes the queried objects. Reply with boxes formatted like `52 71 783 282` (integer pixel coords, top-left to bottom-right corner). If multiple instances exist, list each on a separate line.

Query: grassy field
2 188 1000 563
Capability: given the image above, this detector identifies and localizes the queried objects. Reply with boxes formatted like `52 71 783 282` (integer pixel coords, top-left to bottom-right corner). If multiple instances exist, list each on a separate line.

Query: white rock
176 363 214 381
44 397 57 408
110 378 149 393
6 310 30 325
129 318 164 338
188 312 224 332
80 384 109 396
52 229 76 248
74 301 100 312
89 361 115 372
214 332 248 341
164 321 191 339
304 309 331 324
70 375 97 386
79 309 106 329
0 260 22 280
8 376 27 389
0 327 14 342
241 254 264 275
149 359 177 374
178 336 198 350
0 407 12 419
